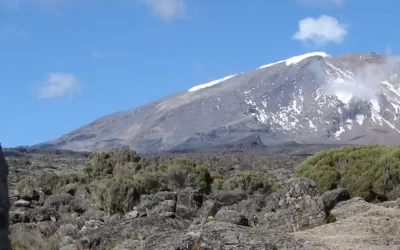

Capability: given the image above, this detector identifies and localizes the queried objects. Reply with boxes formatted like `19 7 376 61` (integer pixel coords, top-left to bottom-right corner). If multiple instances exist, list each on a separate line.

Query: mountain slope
36 51 400 153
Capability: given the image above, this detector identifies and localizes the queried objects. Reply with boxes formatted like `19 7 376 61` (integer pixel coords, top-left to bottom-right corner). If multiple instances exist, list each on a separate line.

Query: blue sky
1 0 399 147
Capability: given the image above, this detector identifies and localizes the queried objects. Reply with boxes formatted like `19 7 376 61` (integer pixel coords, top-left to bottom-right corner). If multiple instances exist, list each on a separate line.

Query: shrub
84 150 141 179
9 226 60 250
296 145 400 202
16 171 87 195
222 171 275 195
89 160 214 215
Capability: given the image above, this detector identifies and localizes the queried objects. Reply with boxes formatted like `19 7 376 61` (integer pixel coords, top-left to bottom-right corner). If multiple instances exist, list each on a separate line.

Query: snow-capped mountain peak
37 52 400 153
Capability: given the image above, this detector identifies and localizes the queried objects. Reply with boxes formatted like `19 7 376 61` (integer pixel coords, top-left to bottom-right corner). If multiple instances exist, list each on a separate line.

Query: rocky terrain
5 145 400 249
35 52 400 154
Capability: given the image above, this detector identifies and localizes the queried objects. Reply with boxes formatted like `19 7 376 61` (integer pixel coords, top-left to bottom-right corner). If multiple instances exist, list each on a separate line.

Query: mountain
35 51 400 153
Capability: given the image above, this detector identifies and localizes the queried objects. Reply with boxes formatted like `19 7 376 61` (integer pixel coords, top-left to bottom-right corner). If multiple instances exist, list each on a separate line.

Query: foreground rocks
295 197 400 249
8 173 400 249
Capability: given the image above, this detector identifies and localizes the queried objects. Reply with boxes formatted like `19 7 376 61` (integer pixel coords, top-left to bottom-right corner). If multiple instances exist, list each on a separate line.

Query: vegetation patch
296 145 400 202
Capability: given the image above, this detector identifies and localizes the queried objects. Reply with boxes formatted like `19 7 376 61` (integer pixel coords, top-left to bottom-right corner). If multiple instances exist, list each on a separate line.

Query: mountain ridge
34 51 400 153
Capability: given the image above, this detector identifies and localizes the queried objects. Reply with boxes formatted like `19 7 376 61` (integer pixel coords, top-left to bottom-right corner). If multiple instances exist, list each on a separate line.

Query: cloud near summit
37 72 81 99
293 15 347 46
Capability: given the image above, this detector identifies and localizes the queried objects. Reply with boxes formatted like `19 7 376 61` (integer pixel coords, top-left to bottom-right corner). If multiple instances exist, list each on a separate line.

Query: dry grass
9 225 60 250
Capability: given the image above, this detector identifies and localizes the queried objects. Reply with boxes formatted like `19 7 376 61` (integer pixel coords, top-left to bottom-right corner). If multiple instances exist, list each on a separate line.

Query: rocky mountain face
36 51 400 153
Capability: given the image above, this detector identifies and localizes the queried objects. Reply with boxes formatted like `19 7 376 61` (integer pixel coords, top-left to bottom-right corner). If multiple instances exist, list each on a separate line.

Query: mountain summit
36 51 400 153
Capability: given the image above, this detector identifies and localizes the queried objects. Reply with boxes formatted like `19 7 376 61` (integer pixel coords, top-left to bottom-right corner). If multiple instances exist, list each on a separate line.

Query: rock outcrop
0 144 10 249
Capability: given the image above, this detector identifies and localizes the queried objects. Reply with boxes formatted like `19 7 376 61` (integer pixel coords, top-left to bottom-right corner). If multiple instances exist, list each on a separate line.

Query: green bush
84 150 141 179
221 171 275 195
89 158 214 215
296 145 400 202
90 176 155 215
16 171 87 195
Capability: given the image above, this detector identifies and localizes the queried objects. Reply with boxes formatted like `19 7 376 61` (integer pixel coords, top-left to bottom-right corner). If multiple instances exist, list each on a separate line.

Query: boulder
148 200 176 217
61 183 79 196
175 205 192 220
69 198 89 214
26 207 60 223
210 190 248 206
198 199 223 219
214 209 249 226
177 188 205 210
57 223 79 238
75 185 91 200
321 188 350 211
139 192 178 216
14 199 30 207
262 178 326 232
44 193 74 208
9 211 29 224
20 187 44 203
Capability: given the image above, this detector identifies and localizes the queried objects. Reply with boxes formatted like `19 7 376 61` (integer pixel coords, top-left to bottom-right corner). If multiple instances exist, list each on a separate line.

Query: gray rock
57 223 79 238
59 236 76 248
153 191 177 202
175 205 193 220
75 185 91 200
69 198 89 214
295 197 400 249
210 190 248 206
14 199 30 207
330 197 374 220
124 210 139 219
26 207 60 223
285 177 319 198
265 192 283 212
9 211 28 224
0 145 10 249
321 188 350 211
198 199 223 219
20 187 43 202
61 183 79 196
142 221 317 249
177 188 205 212
36 220 58 237
262 178 326 232
140 192 178 216
148 200 176 217
60 244 79 250
44 193 74 208
76 216 190 250
214 209 249 226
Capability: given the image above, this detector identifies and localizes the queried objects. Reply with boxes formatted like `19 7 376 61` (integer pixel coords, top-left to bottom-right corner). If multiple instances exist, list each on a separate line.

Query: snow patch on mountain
257 52 330 70
286 52 330 65
356 114 365 125
188 74 237 92
258 60 286 70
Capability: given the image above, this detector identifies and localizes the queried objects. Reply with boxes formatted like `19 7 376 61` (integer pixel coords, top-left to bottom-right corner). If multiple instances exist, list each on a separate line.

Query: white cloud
91 51 104 59
297 0 345 5
38 73 81 99
293 15 347 46
140 0 187 21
